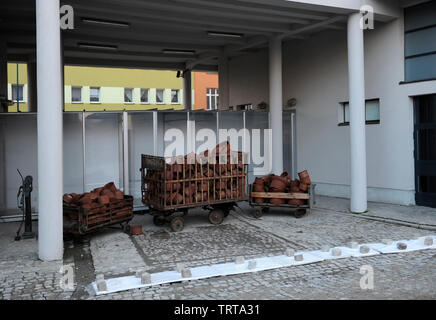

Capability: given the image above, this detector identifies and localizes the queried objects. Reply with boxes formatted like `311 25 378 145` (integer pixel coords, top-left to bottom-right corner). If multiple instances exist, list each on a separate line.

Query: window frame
338 98 380 126
11 84 24 103
90 87 101 104
206 88 219 110
171 89 180 104
156 89 164 105
140 88 149 104
71 86 83 104
124 88 134 104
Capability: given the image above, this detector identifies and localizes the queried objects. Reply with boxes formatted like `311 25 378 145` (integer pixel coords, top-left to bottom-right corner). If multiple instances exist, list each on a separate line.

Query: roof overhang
1 0 402 71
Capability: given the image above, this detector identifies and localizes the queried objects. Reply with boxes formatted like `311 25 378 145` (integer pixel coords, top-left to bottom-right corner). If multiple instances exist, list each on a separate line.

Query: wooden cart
63 195 134 235
249 184 316 218
141 154 248 232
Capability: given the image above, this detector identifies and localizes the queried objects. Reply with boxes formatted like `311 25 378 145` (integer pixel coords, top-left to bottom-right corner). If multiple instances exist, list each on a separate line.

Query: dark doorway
414 94 436 207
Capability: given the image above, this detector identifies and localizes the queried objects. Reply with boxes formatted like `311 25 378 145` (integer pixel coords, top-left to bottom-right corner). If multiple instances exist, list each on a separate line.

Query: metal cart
63 195 134 235
249 184 316 218
141 154 248 232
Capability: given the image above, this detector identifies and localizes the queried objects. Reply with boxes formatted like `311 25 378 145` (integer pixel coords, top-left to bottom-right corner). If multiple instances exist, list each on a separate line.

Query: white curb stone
295 254 304 261
235 256 245 265
285 248 295 257
96 279 107 292
349 242 358 249
359 246 370 254
424 237 433 246
248 261 257 270
181 268 192 278
332 248 342 257
141 272 151 284
176 263 185 272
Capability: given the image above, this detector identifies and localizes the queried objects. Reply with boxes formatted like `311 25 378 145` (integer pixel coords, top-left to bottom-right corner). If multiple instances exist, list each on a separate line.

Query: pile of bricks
143 141 248 208
63 182 132 230
252 170 311 206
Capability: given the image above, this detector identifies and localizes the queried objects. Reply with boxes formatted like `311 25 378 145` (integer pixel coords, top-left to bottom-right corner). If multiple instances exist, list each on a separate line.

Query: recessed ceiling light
81 17 130 28
78 43 118 50
207 31 243 38
162 49 196 55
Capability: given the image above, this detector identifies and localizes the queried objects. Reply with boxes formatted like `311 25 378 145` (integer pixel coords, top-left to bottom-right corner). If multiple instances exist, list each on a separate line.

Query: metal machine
15 169 35 241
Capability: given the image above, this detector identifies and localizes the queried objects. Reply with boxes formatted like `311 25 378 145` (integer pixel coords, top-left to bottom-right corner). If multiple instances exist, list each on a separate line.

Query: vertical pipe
27 59 37 112
123 111 129 194
16 63 19 112
183 70 192 110
153 111 158 156
347 13 367 213
269 35 283 175
82 111 86 193
36 0 63 261
218 54 230 110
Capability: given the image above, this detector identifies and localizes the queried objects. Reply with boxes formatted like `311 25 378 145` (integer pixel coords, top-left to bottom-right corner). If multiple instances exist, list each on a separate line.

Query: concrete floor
0 196 435 300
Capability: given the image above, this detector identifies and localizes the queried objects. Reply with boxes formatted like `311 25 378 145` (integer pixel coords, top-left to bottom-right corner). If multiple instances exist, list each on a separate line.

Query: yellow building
7 63 186 112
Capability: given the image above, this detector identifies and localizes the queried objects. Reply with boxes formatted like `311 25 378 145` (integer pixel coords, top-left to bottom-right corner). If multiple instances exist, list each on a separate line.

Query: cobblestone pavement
1 198 435 300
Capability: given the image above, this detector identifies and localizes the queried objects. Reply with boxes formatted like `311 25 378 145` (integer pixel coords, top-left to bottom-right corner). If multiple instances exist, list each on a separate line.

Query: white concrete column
122 111 129 194
347 13 367 213
183 70 192 110
27 58 37 112
36 0 63 260
0 42 7 112
218 54 230 110
269 35 283 175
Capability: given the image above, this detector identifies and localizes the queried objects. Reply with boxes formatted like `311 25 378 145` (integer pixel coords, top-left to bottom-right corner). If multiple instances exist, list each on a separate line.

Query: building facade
7 65 220 111
227 0 436 207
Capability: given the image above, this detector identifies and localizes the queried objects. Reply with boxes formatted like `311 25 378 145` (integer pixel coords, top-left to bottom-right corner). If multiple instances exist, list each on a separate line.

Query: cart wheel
295 208 307 218
153 215 166 227
122 223 131 233
170 217 184 232
209 209 225 225
253 209 263 219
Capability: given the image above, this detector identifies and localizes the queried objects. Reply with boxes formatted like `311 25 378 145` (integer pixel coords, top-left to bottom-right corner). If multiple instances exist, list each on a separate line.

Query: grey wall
227 15 436 205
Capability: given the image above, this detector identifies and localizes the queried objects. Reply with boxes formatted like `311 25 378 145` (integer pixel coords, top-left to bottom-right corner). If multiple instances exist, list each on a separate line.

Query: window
71 86 82 103
171 89 180 104
404 1 436 82
124 88 133 104
156 89 164 104
206 88 219 110
90 87 100 103
140 89 149 104
339 99 380 126
11 84 24 102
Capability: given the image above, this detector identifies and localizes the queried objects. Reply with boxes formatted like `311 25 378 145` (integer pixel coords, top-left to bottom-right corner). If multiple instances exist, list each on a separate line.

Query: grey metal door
414 94 436 208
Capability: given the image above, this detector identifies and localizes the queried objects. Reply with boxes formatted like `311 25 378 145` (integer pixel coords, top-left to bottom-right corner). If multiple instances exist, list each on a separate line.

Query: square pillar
347 12 367 213
0 42 7 112
36 0 64 260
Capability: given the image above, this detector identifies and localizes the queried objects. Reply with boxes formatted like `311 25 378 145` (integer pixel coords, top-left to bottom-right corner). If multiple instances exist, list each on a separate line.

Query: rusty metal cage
141 153 248 211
